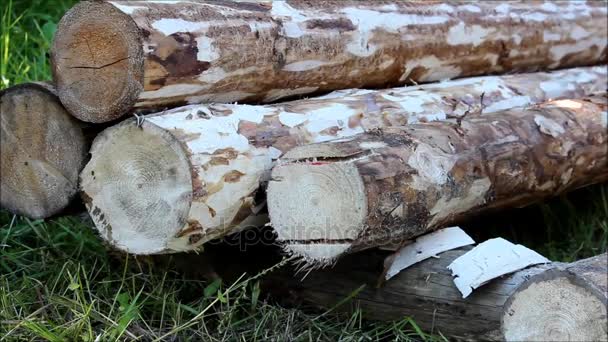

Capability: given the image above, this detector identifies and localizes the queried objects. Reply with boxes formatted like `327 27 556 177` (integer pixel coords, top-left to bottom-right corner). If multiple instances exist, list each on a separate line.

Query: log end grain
502 254 608 341
268 159 367 265
51 1 144 123
80 120 193 254
0 83 87 219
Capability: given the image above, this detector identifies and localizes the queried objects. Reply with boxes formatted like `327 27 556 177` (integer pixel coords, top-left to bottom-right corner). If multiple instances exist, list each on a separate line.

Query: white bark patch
540 2 559 12
195 36 219 62
448 238 550 298
408 144 456 188
519 12 547 22
111 3 146 14
459 4 481 13
268 146 283 160
436 3 455 13
534 115 565 138
495 3 510 14
198 67 227 83
550 36 605 65
543 31 562 41
484 96 532 113
283 60 329 72
303 104 364 142
278 111 307 128
152 18 208 35
552 99 583 109
570 25 591 40
359 141 387 149
401 55 462 82
139 84 206 99
447 22 494 46
601 111 607 128
384 227 475 280
341 7 448 57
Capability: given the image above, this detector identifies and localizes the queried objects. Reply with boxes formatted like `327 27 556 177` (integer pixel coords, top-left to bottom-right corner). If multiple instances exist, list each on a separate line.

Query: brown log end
80 120 193 254
502 254 608 341
51 1 144 123
0 83 87 219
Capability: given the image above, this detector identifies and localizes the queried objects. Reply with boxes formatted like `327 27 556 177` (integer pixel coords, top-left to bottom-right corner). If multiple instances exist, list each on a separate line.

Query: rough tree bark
78 68 606 254
0 83 88 219
264 248 608 341
267 94 608 264
51 0 607 122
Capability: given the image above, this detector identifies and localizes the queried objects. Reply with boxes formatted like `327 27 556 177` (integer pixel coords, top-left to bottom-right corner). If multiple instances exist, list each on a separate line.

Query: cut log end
503 255 608 341
268 161 367 264
0 83 87 219
80 120 193 254
51 1 144 123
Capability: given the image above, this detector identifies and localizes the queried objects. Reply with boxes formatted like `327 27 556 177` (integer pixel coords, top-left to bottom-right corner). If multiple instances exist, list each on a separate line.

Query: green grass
1 1 607 341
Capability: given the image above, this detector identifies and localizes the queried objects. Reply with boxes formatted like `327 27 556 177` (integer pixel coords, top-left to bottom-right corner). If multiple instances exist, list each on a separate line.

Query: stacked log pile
2 1 607 340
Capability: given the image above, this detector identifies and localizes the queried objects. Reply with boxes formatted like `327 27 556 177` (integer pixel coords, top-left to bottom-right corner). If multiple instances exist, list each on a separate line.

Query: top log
51 0 608 122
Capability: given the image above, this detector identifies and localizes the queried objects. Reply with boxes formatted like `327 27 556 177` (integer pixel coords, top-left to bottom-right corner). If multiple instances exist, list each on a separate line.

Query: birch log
51 0 608 122
0 83 88 219
79 68 606 254
264 248 608 341
267 94 608 264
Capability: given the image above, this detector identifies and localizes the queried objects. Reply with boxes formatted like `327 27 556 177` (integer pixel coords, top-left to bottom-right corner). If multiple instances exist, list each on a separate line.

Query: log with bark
78 68 607 254
264 248 608 341
51 0 608 122
0 83 88 219
267 94 608 264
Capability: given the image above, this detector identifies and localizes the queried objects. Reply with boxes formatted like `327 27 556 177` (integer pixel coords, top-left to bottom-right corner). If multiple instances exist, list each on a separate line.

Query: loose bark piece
51 0 608 122
447 238 549 298
268 94 608 264
383 226 474 281
0 83 88 219
264 249 608 341
80 68 606 254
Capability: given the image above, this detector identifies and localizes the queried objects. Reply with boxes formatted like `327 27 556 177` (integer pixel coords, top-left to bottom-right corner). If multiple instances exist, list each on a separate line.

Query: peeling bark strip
79 68 606 254
268 94 608 264
51 0 608 122
265 249 608 341
0 83 88 219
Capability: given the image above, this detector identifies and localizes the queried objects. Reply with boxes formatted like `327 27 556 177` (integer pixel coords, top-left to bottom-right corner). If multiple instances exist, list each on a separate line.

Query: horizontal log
267 94 608 263
0 83 88 219
264 248 608 341
51 0 608 122
79 68 607 254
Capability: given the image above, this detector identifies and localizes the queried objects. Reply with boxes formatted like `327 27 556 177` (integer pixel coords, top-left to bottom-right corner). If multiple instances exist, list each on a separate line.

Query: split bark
264 248 608 341
51 0 608 122
267 94 608 263
79 68 607 254
0 83 88 219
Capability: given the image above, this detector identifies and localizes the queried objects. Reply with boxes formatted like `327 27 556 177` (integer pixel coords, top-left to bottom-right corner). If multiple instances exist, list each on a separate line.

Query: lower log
264 248 608 341
268 94 608 263
0 83 88 219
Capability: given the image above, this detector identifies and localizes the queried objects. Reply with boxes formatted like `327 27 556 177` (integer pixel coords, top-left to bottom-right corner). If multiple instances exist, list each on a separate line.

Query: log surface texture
79 68 607 254
51 0 608 122
268 94 608 263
